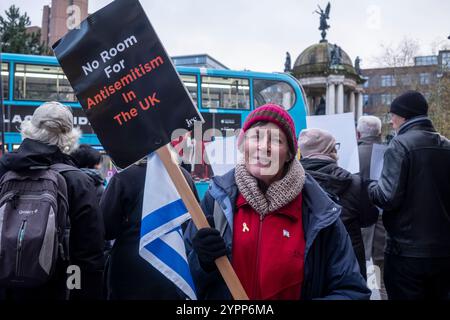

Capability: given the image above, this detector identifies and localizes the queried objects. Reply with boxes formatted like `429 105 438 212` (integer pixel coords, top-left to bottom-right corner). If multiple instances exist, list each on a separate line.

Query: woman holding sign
184 104 370 300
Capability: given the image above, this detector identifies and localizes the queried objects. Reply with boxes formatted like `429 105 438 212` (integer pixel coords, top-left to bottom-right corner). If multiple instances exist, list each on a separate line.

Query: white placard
370 144 388 180
306 112 360 174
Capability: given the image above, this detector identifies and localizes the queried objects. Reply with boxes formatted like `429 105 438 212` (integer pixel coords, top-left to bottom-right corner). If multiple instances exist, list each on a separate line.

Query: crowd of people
0 89 448 300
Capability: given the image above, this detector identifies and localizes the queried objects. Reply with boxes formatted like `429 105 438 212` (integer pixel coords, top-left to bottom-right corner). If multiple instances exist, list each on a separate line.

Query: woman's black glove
192 227 227 272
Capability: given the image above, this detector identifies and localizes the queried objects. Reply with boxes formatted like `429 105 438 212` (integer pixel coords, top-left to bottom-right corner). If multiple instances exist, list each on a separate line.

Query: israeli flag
139 153 197 300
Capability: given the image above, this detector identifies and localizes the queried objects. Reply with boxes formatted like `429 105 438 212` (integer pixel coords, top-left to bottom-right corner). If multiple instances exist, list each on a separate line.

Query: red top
232 192 306 300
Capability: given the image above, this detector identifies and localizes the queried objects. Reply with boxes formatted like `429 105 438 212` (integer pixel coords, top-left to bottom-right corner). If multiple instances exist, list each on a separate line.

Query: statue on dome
330 44 342 66
355 56 362 74
284 52 292 72
315 2 331 42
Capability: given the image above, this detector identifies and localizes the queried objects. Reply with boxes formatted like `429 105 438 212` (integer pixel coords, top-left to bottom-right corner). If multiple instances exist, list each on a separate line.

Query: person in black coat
299 128 379 279
71 144 112 270
100 157 199 300
70 144 106 203
368 91 450 300
0 102 105 300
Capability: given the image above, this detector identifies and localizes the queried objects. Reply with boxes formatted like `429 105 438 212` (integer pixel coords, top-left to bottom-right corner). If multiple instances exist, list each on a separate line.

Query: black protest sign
52 0 202 168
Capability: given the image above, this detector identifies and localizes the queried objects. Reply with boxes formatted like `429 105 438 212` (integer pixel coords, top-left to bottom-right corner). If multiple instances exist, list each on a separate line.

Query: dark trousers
384 253 450 300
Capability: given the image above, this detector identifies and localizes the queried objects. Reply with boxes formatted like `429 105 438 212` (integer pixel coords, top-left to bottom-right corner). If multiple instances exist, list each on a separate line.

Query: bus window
180 74 198 105
201 76 250 110
14 64 77 102
253 79 295 111
1 62 8 100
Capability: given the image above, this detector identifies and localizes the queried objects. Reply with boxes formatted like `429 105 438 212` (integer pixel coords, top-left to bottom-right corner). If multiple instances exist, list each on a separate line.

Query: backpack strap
50 164 81 197
0 164 80 185
0 168 59 186
49 164 80 262
50 163 81 174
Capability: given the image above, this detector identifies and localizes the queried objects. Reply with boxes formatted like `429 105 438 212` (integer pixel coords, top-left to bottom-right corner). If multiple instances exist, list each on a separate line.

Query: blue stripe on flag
145 236 196 294
141 198 187 238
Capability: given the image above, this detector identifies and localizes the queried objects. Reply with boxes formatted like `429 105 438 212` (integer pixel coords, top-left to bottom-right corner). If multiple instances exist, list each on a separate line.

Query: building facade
172 54 228 70
41 0 89 47
361 50 450 125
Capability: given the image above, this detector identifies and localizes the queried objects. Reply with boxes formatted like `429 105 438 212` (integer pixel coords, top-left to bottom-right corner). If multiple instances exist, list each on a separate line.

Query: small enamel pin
283 229 290 238
242 222 250 232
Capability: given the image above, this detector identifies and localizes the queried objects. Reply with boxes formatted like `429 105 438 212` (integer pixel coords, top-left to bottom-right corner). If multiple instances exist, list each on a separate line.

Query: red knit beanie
239 104 297 156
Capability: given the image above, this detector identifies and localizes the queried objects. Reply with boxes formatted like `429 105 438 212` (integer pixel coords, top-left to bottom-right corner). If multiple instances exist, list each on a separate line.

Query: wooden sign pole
156 144 249 300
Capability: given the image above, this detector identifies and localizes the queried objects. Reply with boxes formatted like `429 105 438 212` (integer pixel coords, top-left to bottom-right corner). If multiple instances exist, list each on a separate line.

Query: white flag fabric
139 153 197 300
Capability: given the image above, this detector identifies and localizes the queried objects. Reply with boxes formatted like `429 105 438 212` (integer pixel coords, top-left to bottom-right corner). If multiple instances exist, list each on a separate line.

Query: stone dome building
292 41 366 119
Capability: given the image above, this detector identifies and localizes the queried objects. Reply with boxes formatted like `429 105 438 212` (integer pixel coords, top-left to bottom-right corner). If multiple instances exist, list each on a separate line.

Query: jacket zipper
16 219 27 277
253 215 264 299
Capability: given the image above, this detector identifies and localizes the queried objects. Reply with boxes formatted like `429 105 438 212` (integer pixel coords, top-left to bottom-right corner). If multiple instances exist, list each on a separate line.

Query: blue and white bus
1 53 308 196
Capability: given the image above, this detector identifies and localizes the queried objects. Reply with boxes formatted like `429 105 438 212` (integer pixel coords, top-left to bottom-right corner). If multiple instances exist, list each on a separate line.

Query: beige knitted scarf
235 159 306 218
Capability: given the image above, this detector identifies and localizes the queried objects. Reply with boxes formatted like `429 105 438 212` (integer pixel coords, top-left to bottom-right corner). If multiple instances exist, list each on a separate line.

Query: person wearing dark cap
368 90 450 300
184 104 370 300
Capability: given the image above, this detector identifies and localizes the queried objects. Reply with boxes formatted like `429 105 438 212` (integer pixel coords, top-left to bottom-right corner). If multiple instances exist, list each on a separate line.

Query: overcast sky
1 0 449 72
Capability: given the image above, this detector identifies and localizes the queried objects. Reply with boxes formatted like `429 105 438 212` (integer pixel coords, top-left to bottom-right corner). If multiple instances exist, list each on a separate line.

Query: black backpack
0 164 77 288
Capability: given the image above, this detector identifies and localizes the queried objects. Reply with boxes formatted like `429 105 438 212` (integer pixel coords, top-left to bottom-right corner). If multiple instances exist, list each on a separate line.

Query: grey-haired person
356 115 387 299
0 101 105 300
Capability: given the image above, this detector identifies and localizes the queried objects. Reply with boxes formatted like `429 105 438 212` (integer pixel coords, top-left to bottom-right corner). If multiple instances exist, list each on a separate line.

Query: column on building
356 91 363 119
349 91 356 116
326 82 335 114
312 96 317 111
308 96 314 114
315 96 321 108
326 87 329 114
336 83 344 114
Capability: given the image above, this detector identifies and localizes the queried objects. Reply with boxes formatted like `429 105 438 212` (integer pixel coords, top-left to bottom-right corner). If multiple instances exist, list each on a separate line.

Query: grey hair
357 116 382 138
20 101 82 154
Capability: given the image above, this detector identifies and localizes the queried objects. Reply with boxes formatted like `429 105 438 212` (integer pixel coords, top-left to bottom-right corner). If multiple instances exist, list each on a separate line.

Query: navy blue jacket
184 169 371 300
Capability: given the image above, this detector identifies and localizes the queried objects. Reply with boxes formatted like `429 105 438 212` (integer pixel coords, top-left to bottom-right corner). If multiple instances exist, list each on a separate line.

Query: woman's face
243 122 290 185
